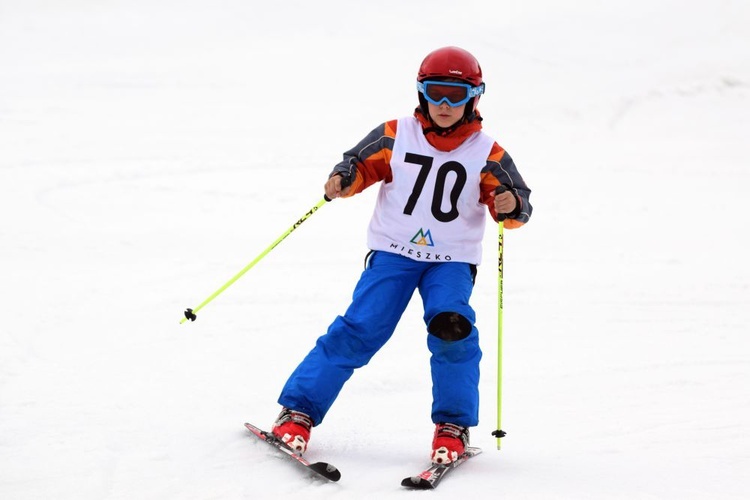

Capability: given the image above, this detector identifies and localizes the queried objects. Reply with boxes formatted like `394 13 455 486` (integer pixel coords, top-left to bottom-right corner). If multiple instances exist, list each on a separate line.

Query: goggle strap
468 83 485 97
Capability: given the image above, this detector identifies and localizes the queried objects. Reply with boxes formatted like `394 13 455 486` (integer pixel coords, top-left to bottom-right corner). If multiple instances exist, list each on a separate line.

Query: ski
244 422 341 482
401 447 482 489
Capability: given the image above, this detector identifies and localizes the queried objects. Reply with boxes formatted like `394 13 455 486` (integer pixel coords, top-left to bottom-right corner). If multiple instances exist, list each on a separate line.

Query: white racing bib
367 117 494 265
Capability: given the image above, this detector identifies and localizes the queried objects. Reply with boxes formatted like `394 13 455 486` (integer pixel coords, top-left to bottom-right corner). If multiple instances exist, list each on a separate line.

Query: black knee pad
428 312 472 341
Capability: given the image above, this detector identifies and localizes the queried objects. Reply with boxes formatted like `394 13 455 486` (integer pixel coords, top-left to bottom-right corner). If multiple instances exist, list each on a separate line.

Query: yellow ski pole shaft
180 196 329 324
492 186 508 449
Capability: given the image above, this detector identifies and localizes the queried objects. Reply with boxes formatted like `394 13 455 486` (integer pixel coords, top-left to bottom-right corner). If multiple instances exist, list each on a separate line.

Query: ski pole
492 186 508 449
180 196 330 324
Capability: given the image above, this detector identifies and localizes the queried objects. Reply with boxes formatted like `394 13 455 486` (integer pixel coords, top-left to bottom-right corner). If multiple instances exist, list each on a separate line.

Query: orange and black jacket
330 109 532 227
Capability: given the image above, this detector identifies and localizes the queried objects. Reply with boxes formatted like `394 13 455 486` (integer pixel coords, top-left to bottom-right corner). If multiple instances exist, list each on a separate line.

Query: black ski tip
401 476 434 489
309 462 341 482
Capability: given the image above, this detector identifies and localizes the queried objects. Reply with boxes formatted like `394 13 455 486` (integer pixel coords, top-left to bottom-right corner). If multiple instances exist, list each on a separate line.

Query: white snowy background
1 0 748 498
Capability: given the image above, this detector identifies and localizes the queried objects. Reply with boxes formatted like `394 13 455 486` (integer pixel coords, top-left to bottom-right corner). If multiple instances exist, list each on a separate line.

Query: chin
433 118 457 128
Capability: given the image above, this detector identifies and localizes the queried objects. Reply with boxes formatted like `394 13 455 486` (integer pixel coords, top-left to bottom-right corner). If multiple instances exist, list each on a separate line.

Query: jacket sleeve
329 120 398 197
480 142 532 228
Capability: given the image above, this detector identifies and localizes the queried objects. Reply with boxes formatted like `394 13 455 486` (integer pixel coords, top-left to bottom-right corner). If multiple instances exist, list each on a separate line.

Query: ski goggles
417 80 485 107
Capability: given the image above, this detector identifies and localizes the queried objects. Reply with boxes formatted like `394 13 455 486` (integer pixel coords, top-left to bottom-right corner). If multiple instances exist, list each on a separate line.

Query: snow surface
1 1 749 498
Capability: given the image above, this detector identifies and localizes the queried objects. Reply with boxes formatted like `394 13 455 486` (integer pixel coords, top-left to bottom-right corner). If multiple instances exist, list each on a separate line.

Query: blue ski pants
278 251 482 427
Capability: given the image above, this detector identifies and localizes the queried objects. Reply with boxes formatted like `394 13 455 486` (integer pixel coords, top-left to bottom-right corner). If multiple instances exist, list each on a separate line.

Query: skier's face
427 100 466 128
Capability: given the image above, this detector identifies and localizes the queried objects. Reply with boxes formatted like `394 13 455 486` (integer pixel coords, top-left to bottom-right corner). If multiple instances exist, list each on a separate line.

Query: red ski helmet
417 46 484 115
418 46 483 86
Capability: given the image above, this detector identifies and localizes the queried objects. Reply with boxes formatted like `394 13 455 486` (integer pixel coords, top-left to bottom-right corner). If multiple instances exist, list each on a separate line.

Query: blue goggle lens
417 80 484 107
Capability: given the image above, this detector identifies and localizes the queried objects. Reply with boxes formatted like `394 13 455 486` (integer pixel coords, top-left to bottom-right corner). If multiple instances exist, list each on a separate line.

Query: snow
1 0 749 498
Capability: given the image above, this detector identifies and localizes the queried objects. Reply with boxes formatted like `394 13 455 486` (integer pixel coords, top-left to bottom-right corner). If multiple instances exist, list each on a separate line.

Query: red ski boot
431 422 470 464
271 407 313 454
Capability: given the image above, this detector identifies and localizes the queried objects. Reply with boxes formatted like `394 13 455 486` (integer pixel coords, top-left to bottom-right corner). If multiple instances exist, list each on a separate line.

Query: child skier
271 46 532 464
